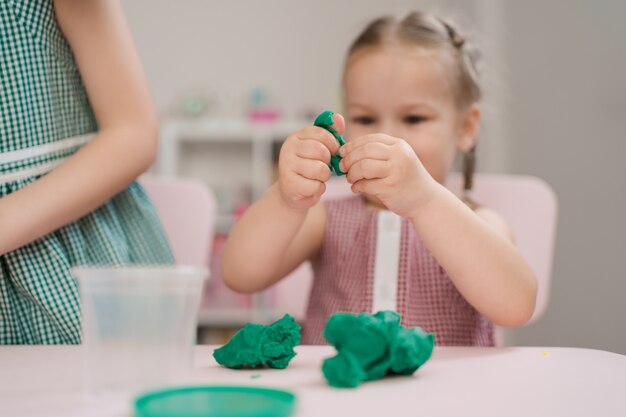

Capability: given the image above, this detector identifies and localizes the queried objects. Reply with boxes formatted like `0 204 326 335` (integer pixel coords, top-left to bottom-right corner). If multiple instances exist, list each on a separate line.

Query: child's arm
341 134 537 327
0 0 157 255
407 184 537 327
222 117 344 293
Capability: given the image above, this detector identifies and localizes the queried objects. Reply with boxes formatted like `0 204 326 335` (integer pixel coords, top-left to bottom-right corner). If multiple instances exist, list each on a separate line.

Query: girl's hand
278 114 345 211
340 134 439 217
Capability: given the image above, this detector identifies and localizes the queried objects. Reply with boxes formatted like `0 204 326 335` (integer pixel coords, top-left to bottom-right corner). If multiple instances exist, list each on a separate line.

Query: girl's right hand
278 113 345 211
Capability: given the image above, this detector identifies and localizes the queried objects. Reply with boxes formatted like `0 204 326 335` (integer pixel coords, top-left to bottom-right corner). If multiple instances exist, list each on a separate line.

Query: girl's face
343 45 479 184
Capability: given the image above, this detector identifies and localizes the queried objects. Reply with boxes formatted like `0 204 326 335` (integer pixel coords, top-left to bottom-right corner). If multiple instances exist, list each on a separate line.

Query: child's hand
278 114 345 210
340 134 439 217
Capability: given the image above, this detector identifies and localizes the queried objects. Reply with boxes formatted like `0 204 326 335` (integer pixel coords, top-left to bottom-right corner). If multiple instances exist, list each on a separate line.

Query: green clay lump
314 110 346 176
322 311 435 388
213 314 301 369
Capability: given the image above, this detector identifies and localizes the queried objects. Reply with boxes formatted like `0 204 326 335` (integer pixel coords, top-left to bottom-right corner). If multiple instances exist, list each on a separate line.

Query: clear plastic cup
74 266 207 398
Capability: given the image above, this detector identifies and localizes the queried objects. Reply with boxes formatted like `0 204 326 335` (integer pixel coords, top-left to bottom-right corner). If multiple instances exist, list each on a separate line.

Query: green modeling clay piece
213 314 301 369
314 110 346 176
321 311 435 388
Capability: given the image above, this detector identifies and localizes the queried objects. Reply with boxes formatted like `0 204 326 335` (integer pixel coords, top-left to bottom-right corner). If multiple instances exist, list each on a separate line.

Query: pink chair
273 173 558 325
139 175 217 267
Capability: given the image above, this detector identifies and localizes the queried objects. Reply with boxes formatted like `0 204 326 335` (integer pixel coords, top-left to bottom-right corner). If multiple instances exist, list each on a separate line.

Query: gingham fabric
0 0 174 344
302 195 495 346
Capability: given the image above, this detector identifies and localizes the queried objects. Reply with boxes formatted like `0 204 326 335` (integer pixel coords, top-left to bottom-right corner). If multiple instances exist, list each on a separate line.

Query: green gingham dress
0 0 174 344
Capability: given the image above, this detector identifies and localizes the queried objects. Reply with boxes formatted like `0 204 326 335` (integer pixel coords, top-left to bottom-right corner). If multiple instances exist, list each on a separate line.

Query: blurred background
122 0 626 353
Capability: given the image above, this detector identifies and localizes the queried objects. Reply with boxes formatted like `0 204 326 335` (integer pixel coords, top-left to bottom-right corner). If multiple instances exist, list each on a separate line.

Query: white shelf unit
158 118 307 231
156 117 308 330
158 118 307 190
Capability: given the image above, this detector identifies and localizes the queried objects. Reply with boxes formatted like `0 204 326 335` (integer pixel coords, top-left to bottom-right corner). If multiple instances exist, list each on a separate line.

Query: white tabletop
0 345 625 417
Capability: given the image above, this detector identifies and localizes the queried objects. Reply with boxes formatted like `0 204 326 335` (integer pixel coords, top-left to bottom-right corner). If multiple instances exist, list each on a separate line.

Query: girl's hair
346 11 482 195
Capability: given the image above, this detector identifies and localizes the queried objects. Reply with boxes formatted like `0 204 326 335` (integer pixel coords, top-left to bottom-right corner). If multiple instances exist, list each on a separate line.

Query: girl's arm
0 0 158 255
408 183 537 327
222 117 344 293
221 184 326 293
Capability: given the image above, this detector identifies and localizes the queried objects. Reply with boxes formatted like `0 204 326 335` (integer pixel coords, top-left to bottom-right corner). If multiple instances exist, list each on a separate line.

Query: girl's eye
352 116 376 125
404 115 426 124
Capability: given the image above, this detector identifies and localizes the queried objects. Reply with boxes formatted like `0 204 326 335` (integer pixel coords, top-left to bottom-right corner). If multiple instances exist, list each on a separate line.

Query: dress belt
0 134 95 185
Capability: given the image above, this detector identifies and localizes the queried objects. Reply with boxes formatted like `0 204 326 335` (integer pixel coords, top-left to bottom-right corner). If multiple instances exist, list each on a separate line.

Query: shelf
215 213 237 234
157 117 304 200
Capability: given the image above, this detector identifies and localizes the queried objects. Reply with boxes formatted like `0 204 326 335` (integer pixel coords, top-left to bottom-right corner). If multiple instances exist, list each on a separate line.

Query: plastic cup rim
72 265 209 282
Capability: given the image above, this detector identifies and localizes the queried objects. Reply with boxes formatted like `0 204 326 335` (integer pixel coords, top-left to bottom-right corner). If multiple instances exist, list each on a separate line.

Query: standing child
222 12 537 345
0 0 173 344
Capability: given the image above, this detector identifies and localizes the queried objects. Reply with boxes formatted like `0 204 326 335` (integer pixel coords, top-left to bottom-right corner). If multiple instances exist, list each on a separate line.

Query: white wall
123 0 626 354
124 1 483 114
500 0 626 354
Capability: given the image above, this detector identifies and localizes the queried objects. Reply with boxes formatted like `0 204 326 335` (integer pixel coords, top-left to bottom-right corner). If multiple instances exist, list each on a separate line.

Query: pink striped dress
302 195 495 346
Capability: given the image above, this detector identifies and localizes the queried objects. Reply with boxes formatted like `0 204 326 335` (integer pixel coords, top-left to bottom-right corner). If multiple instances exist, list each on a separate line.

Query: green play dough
314 110 346 176
213 314 301 369
321 311 435 388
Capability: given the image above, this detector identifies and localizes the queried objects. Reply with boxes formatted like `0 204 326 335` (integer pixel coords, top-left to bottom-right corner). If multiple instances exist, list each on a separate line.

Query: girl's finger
297 126 341 155
294 159 332 183
346 159 388 184
340 133 397 157
330 112 346 135
295 139 332 164
340 141 390 172
351 178 384 195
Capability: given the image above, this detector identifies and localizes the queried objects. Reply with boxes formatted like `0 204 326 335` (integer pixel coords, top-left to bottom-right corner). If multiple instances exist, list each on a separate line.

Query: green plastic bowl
134 385 296 417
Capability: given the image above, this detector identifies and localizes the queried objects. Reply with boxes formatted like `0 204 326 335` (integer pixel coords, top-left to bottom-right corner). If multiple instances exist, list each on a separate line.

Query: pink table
1 345 624 416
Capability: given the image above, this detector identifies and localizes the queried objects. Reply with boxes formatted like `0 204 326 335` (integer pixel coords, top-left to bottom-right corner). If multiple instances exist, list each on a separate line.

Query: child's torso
303 195 495 346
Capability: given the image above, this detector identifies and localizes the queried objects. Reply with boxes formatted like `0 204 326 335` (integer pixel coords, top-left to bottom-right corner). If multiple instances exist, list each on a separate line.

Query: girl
222 12 537 345
0 0 173 344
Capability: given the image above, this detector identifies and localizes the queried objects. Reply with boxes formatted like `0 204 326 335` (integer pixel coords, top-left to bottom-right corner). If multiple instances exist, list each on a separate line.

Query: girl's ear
457 104 481 152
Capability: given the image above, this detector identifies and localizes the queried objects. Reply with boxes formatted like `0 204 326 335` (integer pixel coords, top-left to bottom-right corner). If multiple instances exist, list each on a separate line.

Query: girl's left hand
340 134 439 217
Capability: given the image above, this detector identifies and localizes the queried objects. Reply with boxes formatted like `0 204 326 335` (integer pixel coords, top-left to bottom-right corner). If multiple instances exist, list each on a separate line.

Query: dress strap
372 210 402 313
